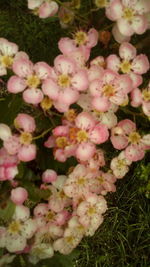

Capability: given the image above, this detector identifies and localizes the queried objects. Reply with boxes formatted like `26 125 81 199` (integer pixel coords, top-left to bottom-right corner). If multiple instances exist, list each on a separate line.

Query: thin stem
33 127 53 140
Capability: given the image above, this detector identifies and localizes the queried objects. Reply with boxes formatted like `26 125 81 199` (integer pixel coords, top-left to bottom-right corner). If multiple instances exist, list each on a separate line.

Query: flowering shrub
0 0 150 266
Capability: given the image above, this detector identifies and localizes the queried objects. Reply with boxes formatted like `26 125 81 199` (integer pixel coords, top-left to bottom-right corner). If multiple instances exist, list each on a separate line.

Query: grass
0 1 150 266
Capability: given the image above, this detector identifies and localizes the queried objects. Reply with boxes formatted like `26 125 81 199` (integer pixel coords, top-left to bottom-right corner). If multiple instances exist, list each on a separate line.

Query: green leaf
0 94 23 124
0 200 16 222
41 251 80 267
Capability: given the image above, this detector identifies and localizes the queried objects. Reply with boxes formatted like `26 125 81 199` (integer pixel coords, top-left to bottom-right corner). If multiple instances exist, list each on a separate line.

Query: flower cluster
0 18 149 265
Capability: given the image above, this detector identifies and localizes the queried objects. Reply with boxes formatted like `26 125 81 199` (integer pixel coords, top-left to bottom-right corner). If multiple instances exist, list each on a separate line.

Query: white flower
110 151 132 179
0 205 37 253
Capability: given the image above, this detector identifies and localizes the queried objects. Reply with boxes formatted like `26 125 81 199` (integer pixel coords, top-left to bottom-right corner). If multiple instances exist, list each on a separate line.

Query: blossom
7 58 51 104
0 147 19 181
76 194 107 236
110 119 150 161
0 38 18 76
42 55 89 112
106 0 149 37
89 69 132 112
130 82 150 117
0 205 37 253
0 114 36 162
110 151 132 178
27 0 59 19
53 216 85 254
106 42 149 88
10 187 28 205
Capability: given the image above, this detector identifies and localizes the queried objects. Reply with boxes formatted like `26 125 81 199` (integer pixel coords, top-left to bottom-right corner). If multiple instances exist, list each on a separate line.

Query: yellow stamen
1 55 13 68
123 7 134 21
128 131 141 144
77 177 86 185
103 84 115 97
88 206 96 216
56 136 68 148
40 96 53 110
77 130 88 142
57 74 71 88
27 75 40 88
142 89 150 102
120 60 131 74
20 132 32 145
74 31 88 46
8 221 21 234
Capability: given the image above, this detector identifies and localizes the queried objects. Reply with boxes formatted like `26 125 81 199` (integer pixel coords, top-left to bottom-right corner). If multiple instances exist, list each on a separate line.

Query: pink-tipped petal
23 88 43 104
119 42 137 60
132 55 150 75
18 144 36 162
106 55 120 72
42 78 59 100
7 76 26 93
71 69 89 91
54 55 76 75
12 59 33 78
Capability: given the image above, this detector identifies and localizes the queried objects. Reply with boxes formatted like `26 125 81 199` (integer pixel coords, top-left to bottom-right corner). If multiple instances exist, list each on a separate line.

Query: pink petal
128 72 143 88
117 18 134 36
34 62 52 80
130 88 142 107
132 54 150 74
7 76 26 93
89 79 103 97
86 28 98 48
118 119 136 134
58 38 77 54
119 42 136 60
102 69 117 84
92 96 110 112
39 1 58 18
12 58 33 78
106 0 123 21
75 112 96 130
112 24 131 43
42 78 59 100
131 15 148 34
54 55 76 75
0 65 7 76
106 55 120 72
18 144 36 162
58 88 79 105
14 113 36 133
125 144 145 161
89 124 109 144
116 74 133 93
76 142 96 161
23 88 43 104
71 69 89 91
110 135 128 149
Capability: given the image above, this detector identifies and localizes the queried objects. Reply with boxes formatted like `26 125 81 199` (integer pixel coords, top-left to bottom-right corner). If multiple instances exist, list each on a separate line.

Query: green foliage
0 200 16 223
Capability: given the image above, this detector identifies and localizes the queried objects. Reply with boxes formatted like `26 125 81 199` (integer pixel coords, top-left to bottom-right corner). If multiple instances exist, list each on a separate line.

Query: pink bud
42 169 57 183
10 187 28 205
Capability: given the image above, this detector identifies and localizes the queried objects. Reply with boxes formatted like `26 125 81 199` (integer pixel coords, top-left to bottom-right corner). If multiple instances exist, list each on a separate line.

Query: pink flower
10 187 28 205
89 69 132 111
0 38 18 76
7 58 52 104
0 148 19 181
0 114 37 162
28 0 59 18
131 82 150 117
111 119 149 161
42 169 57 183
76 194 107 236
110 151 132 178
42 55 89 112
106 42 149 88
106 0 149 37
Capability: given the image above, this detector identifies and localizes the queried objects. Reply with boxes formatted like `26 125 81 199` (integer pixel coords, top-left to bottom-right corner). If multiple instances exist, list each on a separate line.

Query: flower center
77 177 86 185
74 31 88 46
128 131 141 144
40 96 53 110
64 109 77 122
69 127 78 141
117 159 126 169
1 55 13 67
123 8 134 21
57 74 71 88
27 75 40 88
142 89 150 102
41 233 52 244
8 221 21 234
98 176 104 184
120 60 131 73
20 132 32 145
95 0 108 8
87 206 96 216
77 130 88 142
65 235 74 244
103 84 115 97
56 136 68 148
45 211 55 221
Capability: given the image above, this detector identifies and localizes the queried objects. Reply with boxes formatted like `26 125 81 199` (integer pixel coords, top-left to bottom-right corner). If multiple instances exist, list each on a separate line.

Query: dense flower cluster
0 6 150 264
